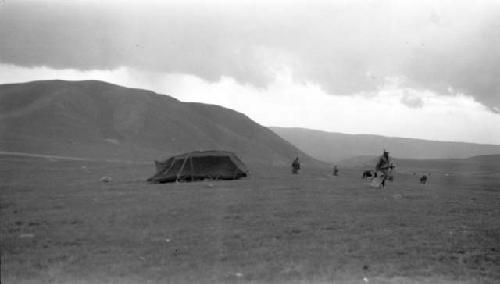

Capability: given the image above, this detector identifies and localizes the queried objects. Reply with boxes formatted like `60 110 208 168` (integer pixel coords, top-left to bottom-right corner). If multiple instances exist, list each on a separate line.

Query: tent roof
163 150 248 172
148 150 249 183
169 150 241 159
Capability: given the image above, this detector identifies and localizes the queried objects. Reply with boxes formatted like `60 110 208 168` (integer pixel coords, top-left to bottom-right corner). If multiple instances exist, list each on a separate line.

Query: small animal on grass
420 175 428 184
100 176 113 183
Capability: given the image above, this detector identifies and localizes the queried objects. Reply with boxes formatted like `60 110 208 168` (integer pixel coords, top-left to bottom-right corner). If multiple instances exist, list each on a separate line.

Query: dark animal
362 170 376 179
420 175 428 184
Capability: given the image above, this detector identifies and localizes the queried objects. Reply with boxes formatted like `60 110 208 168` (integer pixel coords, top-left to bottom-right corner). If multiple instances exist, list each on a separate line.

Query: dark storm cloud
404 14 500 112
1 0 499 111
0 1 277 87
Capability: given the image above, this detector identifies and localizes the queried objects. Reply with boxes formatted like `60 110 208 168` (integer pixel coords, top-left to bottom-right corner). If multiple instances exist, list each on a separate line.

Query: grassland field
1 155 499 283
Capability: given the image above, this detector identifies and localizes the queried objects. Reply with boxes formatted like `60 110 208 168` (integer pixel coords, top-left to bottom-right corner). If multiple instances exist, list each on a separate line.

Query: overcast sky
1 0 500 144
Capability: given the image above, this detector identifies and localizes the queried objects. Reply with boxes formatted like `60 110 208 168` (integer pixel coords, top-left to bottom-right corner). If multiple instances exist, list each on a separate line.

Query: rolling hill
0 80 317 169
271 127 500 163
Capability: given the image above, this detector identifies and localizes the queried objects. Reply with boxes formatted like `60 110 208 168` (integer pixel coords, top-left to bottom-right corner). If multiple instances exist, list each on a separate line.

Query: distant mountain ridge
270 127 500 163
0 80 319 169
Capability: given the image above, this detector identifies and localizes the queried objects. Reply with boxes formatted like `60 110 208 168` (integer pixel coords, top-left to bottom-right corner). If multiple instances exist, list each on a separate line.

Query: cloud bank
1 0 499 111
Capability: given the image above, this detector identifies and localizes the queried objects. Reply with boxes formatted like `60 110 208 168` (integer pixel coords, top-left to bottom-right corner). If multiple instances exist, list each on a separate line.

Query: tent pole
163 159 176 176
189 155 194 181
177 155 189 182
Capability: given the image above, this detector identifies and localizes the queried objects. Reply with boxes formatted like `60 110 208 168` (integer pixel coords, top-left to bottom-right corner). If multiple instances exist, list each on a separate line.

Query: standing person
291 156 300 174
375 150 392 187
333 165 339 176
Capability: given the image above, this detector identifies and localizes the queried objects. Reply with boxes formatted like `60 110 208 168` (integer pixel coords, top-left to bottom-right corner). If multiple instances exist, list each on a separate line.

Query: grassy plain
1 155 499 283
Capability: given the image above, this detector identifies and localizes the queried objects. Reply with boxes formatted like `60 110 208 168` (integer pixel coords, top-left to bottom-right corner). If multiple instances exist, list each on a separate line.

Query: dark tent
147 150 248 183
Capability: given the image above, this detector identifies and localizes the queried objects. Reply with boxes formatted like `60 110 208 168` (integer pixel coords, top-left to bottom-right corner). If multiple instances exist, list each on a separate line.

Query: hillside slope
271 127 500 163
0 80 317 168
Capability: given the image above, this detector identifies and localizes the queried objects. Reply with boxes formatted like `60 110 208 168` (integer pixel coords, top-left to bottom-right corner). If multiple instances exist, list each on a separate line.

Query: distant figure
420 175 428 184
375 150 394 187
333 165 339 176
291 156 300 174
